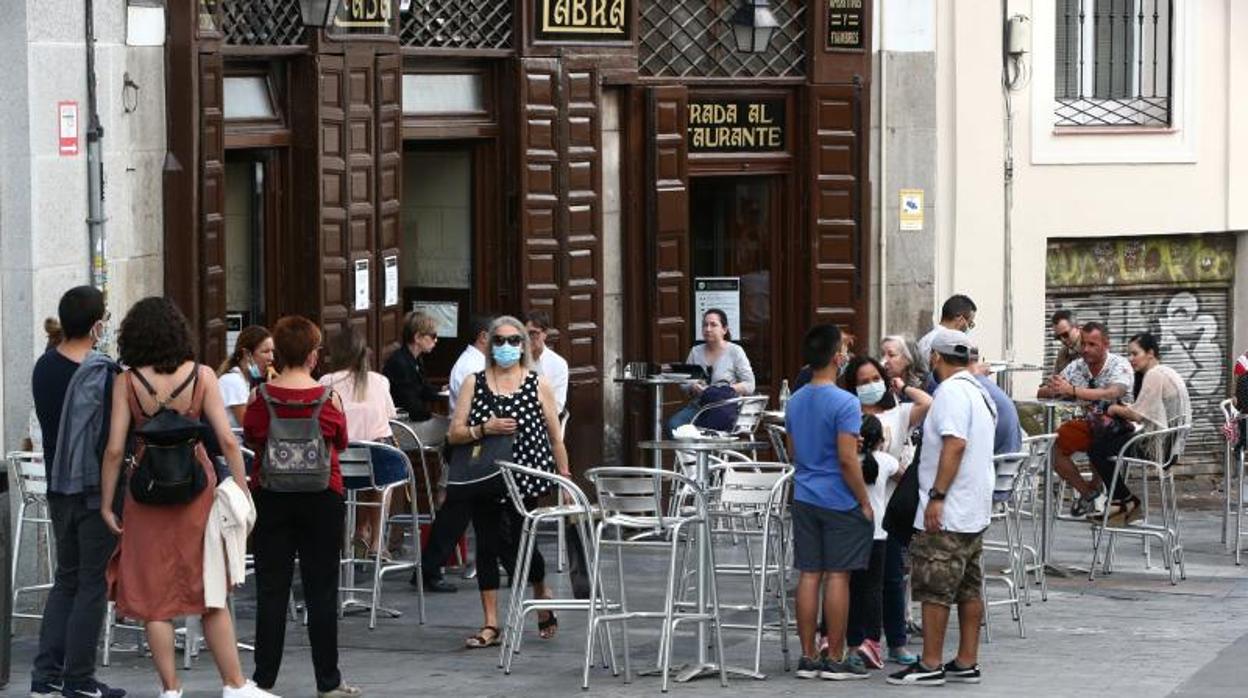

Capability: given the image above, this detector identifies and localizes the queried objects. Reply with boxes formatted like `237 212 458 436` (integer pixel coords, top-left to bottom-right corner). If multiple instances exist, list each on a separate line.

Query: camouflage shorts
909 530 983 607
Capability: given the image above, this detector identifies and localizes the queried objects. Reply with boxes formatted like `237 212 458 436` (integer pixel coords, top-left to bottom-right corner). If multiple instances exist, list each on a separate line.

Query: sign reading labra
688 99 785 153
827 0 865 50
538 0 628 39
334 0 392 31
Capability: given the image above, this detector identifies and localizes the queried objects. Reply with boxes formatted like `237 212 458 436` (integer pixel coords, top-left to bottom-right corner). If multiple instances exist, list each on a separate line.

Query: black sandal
538 611 558 639
466 625 500 649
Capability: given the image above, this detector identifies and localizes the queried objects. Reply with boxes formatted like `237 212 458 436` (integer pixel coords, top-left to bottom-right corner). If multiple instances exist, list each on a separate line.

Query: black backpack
127 365 208 506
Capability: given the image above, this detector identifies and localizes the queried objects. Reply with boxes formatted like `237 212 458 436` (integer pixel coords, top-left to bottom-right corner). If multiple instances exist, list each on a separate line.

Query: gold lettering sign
538 0 628 39
687 99 786 154
335 0 392 29
827 0 865 50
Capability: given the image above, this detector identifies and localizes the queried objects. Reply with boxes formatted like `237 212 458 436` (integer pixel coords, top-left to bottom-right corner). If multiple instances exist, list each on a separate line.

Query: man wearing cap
889 330 996 687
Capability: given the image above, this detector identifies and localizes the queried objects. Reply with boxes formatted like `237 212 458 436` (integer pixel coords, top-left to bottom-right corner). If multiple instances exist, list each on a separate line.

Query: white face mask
856 381 887 406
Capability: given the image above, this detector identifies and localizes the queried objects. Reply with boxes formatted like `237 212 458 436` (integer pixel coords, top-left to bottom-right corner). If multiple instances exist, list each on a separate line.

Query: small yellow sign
899 189 924 231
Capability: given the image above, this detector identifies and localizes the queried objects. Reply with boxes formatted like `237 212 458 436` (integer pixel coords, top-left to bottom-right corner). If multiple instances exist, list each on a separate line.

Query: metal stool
1090 421 1192 585
583 467 727 693
497 460 616 675
700 461 793 676
7 451 55 622
389 419 469 576
982 451 1031 641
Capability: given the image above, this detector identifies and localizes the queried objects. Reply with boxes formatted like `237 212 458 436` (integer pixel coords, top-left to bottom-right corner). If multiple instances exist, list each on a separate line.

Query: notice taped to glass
537 0 628 40
827 0 865 50
688 99 786 154
693 278 741 342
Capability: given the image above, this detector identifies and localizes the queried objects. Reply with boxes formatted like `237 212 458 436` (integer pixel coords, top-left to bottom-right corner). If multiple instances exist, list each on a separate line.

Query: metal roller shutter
1044 285 1229 470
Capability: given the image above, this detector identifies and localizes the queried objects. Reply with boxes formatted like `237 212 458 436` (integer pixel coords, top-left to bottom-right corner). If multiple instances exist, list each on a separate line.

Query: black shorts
792 500 874 573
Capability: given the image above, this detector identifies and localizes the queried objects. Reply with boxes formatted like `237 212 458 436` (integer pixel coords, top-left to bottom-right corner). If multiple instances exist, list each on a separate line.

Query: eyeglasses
492 335 523 347
964 318 976 330
527 329 543 339
1055 330 1070 341
422 332 438 341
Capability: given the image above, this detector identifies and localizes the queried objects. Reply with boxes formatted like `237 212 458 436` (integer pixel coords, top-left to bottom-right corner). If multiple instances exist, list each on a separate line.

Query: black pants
252 489 345 693
421 478 545 592
1088 429 1137 501
847 539 887 647
31 494 116 686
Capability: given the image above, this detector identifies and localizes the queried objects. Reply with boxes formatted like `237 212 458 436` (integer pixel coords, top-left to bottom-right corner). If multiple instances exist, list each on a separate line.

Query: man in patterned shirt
1044 322 1134 517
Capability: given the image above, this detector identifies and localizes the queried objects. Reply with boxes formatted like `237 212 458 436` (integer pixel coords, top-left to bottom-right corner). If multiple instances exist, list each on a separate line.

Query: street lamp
731 0 780 53
298 0 339 27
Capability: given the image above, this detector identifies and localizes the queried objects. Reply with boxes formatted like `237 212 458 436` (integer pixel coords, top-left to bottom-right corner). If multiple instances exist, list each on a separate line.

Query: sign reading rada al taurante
537 0 628 39
687 98 786 153
827 0 865 50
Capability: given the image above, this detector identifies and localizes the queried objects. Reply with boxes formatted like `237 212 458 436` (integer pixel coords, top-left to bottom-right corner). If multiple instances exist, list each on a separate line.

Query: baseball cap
930 329 977 362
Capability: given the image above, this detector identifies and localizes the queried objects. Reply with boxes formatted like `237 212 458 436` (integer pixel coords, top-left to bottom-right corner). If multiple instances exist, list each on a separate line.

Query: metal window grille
639 0 806 79
400 0 514 50
222 0 307 46
200 0 220 33
1055 0 1173 126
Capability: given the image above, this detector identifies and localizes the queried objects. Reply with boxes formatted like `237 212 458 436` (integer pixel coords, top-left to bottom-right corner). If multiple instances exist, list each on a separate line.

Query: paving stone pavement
5 509 1248 697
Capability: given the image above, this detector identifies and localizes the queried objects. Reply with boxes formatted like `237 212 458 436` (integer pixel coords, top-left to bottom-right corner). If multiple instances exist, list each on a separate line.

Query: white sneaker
159 690 183 698
223 681 280 698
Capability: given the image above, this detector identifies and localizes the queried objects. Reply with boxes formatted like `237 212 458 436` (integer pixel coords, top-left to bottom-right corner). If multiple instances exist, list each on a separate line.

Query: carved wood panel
200 52 228 367
647 85 690 365
375 52 403 357
518 56 606 470
318 53 351 342
807 83 865 341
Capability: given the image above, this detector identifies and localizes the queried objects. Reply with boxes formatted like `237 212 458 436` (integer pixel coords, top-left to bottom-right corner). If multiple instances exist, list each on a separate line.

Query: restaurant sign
334 0 392 31
827 0 865 50
687 98 786 153
537 0 629 40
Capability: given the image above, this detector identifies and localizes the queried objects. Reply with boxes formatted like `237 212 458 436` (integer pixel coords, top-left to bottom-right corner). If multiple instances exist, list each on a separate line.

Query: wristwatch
928 487 947 501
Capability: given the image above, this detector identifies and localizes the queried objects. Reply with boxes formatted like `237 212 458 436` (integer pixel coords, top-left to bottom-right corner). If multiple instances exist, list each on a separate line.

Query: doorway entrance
223 149 281 348
689 175 780 392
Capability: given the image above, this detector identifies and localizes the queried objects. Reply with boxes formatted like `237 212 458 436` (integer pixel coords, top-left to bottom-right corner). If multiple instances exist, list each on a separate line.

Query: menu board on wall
827 0 865 50
693 278 741 342
687 98 786 154
536 0 629 40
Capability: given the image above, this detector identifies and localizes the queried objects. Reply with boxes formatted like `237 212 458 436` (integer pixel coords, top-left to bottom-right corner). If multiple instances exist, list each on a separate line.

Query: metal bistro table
638 438 766 683
616 375 694 470
1015 398 1080 577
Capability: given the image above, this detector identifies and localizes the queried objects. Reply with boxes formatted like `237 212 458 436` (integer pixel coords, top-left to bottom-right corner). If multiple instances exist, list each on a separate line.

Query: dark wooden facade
162 0 872 473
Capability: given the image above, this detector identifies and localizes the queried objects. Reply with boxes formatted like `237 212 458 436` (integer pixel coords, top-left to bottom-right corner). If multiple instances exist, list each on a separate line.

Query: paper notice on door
384 255 399 307
693 277 741 342
354 259 370 311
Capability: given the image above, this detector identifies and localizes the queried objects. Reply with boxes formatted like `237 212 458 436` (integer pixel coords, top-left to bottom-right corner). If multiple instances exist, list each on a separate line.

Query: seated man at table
1040 321 1134 517
786 323 873 681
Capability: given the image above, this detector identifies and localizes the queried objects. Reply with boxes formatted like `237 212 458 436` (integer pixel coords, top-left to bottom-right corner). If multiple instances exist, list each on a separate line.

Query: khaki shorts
910 530 984 607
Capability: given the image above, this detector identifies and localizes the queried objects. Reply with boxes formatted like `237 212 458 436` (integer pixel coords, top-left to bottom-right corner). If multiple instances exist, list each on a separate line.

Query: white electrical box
1007 14 1031 56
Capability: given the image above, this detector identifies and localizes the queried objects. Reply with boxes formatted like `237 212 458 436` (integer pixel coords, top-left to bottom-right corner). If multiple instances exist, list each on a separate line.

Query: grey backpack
258 385 333 492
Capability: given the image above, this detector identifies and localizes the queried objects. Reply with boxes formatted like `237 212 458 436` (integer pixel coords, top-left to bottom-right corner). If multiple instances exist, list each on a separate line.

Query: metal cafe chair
582 466 727 693
981 451 1032 642
1089 420 1192 585
698 461 794 676
497 460 616 676
389 418 468 574
338 440 424 628
534 409 574 573
1012 434 1057 602
764 423 790 465
7 451 54 623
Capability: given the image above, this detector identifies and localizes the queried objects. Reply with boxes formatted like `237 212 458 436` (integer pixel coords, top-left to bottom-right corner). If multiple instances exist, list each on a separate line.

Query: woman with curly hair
99 297 274 698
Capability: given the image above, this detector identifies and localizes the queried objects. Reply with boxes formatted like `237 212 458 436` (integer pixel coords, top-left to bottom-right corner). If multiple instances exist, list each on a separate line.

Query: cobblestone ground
6 508 1248 697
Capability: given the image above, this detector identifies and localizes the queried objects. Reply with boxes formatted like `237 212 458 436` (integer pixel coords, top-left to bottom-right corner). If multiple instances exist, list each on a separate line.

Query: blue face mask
492 344 523 368
856 381 887 406
247 363 263 381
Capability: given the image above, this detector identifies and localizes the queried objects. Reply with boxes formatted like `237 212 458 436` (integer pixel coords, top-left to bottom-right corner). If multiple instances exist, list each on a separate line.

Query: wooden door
375 52 404 357
646 85 690 365
807 83 867 342
199 51 227 365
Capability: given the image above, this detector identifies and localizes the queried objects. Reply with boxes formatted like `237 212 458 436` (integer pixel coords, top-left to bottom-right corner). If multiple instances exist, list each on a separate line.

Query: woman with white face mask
838 355 933 666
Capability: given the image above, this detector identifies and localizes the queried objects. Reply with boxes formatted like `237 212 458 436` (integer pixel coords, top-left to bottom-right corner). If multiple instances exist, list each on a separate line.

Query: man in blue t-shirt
785 324 874 681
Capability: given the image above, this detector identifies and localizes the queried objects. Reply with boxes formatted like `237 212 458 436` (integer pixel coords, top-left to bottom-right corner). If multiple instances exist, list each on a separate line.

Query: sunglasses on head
492 334 523 347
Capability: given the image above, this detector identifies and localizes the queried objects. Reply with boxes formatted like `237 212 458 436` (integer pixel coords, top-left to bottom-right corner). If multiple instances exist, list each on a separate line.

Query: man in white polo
889 329 996 688
525 310 568 414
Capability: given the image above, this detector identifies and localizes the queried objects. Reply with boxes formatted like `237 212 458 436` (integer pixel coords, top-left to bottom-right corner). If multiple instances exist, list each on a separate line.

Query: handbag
1088 410 1133 441
445 381 513 486
883 433 922 545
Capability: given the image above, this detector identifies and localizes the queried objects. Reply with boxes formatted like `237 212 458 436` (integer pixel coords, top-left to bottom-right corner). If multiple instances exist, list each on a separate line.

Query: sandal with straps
465 625 500 649
538 611 558 639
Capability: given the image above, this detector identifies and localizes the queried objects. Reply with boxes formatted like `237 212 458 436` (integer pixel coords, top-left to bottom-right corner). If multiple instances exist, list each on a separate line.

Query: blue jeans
882 535 908 648
666 402 700 436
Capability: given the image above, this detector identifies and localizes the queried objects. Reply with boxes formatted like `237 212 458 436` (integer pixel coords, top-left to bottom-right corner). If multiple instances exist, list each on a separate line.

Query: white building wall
935 0 1240 397
0 1 166 454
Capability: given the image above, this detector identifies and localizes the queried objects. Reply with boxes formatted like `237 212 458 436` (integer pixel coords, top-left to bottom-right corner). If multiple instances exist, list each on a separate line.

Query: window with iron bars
1055 0 1173 127
639 0 806 79
400 0 514 50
